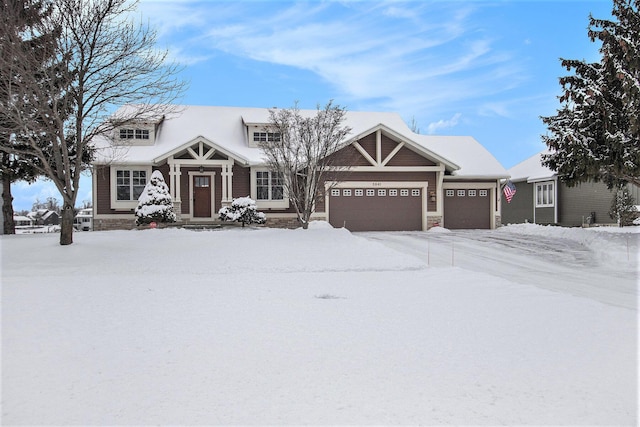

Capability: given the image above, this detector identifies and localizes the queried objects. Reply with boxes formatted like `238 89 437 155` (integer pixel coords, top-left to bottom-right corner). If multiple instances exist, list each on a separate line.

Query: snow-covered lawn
1 223 637 425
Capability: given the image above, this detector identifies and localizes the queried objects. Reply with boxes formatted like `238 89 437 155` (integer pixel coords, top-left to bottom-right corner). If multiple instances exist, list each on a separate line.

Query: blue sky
12 0 612 212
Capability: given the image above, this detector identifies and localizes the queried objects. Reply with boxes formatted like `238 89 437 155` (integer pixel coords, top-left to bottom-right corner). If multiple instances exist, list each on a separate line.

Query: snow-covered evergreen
218 196 266 227
542 0 640 189
609 187 637 226
135 170 176 225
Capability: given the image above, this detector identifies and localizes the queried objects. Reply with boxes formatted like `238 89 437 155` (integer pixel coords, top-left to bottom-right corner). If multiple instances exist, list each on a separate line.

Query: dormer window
252 131 280 144
120 128 149 140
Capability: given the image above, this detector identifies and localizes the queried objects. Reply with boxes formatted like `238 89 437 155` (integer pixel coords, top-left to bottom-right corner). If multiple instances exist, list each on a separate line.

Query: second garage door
328 187 423 231
443 188 491 229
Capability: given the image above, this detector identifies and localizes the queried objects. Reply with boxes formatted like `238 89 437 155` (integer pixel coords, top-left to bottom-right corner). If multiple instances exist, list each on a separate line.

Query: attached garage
328 184 425 231
443 188 491 229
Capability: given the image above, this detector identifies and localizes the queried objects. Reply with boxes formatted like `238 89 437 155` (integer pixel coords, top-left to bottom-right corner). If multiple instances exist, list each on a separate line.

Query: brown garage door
328 187 423 231
443 188 491 229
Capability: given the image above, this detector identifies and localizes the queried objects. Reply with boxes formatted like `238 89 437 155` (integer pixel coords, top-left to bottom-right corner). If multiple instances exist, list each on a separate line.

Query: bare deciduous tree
261 101 353 229
0 0 186 244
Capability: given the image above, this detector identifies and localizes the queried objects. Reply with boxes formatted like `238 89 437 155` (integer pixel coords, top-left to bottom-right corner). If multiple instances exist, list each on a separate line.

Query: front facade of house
502 151 640 226
92 105 508 231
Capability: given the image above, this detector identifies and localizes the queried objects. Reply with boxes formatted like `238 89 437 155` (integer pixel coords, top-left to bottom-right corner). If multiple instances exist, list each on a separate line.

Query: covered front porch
154 136 250 222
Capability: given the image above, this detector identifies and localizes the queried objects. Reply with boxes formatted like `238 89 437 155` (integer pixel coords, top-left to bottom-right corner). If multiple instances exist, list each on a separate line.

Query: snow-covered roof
93 105 507 178
413 134 508 179
508 151 556 182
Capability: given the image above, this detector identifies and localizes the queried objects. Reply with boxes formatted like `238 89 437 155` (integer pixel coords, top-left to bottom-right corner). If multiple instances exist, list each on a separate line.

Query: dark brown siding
329 143 373 166
95 165 112 215
357 133 376 159
386 146 436 167
501 181 533 224
232 164 251 198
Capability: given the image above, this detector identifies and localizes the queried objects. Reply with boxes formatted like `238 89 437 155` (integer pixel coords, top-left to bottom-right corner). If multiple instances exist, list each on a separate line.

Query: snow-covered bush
218 197 266 227
609 188 637 227
135 170 176 226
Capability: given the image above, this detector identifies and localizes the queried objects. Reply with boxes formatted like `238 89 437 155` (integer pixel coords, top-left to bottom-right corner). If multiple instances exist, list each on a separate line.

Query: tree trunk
2 173 15 235
59 203 74 245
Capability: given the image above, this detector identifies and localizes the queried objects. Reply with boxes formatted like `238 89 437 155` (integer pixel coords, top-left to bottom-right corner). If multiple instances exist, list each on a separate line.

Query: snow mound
428 226 451 233
498 223 639 267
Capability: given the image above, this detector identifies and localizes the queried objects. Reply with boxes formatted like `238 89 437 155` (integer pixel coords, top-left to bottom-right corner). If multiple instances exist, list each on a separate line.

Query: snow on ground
1 223 638 425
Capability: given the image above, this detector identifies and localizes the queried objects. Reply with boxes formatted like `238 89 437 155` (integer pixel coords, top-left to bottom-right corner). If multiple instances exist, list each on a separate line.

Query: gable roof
508 151 556 182
92 105 508 178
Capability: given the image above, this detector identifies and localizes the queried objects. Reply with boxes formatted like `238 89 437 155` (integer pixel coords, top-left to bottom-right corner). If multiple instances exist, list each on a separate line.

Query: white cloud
427 113 462 134
146 2 524 122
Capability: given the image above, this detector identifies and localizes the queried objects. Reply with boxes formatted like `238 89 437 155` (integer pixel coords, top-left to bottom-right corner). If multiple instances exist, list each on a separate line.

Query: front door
193 176 212 217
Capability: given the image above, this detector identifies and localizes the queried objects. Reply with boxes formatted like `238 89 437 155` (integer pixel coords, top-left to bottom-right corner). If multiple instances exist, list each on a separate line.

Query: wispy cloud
136 1 528 130
427 113 462 134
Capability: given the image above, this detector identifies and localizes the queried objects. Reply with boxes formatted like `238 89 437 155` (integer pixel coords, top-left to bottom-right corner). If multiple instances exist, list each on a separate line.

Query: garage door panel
329 188 423 231
444 189 491 229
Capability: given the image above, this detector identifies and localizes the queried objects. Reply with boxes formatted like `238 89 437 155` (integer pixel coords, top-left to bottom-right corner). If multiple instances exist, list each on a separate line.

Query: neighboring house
13 215 34 227
91 105 509 231
73 208 93 231
27 209 60 226
502 151 640 226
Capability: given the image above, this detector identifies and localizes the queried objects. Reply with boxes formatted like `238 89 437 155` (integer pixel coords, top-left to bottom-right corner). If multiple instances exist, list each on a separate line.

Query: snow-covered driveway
358 226 638 310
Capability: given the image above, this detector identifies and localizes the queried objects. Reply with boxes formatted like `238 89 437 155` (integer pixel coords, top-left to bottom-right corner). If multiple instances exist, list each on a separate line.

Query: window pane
256 171 269 200
271 172 284 200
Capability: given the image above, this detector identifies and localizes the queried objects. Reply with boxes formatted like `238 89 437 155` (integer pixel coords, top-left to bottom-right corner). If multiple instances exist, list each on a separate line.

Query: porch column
221 162 233 205
169 160 182 218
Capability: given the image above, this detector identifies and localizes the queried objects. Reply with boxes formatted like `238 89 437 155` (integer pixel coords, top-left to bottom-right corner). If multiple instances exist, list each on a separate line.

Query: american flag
503 180 517 203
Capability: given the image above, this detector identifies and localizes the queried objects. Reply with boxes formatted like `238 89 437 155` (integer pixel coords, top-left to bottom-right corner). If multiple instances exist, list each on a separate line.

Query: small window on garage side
355 189 363 196
366 189 375 196
457 190 466 197
343 189 352 196
378 189 386 196
331 189 340 196
446 189 455 197
479 189 488 197
400 189 409 196
468 190 477 197
389 189 398 196
412 189 420 196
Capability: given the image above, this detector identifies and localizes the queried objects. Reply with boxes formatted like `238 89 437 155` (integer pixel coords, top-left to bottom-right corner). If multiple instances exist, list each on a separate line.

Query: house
91 105 509 231
73 208 93 231
502 151 640 226
13 215 34 227
27 209 60 226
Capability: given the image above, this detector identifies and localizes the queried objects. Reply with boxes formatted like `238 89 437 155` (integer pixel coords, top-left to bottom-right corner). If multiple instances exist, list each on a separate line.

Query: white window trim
250 168 289 209
535 181 555 208
110 165 153 210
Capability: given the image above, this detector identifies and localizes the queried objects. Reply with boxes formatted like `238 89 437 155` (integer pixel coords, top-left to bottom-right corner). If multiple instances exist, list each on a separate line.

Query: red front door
193 176 211 217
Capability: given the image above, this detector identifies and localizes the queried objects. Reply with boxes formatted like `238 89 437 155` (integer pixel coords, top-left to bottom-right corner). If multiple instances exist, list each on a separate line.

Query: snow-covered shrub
218 197 266 227
609 187 637 227
135 170 176 226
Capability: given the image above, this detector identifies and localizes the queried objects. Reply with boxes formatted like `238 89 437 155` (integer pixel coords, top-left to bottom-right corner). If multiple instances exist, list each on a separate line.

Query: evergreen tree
541 0 640 189
0 0 60 234
218 197 266 227
609 187 637 226
135 170 176 226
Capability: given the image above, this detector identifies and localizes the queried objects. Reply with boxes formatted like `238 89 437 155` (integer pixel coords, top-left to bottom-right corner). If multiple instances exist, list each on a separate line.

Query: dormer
115 121 157 146
243 119 280 148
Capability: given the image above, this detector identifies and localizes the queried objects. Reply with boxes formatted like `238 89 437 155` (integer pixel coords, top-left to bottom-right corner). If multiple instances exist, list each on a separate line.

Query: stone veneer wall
93 218 136 231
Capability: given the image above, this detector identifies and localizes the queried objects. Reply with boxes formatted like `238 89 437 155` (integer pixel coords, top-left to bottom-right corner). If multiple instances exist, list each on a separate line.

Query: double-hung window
256 171 284 201
116 170 147 201
536 182 554 207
